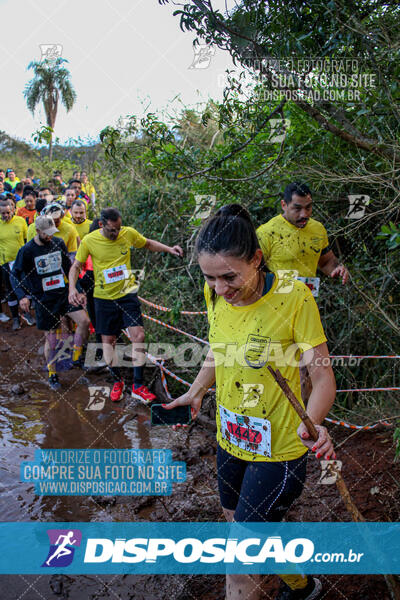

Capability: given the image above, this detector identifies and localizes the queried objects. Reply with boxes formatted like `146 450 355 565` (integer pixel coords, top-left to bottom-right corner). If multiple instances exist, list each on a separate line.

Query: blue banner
0 522 399 574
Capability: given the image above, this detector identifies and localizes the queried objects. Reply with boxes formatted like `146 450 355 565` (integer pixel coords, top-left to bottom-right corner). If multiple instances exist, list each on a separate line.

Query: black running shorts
94 293 143 336
217 444 307 522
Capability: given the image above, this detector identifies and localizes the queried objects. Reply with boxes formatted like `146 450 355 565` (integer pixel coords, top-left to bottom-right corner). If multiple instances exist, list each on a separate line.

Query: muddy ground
0 321 399 599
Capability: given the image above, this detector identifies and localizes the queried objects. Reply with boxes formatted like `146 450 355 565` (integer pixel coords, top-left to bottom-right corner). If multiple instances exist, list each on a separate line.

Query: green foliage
376 223 400 250
395 425 400 462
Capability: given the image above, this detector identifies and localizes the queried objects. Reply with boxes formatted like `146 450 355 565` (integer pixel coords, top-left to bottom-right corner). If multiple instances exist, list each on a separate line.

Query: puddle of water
0 330 176 522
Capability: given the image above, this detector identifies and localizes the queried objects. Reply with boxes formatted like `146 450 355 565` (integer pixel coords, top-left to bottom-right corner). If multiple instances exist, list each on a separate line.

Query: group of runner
1 173 350 599
0 167 183 401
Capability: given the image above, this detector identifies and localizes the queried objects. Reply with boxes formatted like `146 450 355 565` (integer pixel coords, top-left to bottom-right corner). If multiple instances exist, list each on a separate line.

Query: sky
0 0 236 144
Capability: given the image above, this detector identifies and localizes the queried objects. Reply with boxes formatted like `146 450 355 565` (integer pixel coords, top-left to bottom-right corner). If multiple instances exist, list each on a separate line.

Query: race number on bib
103 265 128 284
296 276 320 297
42 274 65 291
34 252 62 275
219 405 271 457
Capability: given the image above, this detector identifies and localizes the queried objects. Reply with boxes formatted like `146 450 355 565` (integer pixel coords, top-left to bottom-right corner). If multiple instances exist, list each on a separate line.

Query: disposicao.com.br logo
42 529 82 567
84 535 312 565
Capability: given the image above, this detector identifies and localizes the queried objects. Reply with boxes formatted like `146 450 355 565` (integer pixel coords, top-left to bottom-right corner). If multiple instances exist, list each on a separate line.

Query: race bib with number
103 265 128 284
42 274 65 291
219 405 271 457
34 252 62 275
296 276 320 297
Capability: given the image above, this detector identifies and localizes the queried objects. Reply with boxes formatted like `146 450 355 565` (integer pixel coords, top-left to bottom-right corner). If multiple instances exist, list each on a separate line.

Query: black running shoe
12 317 21 331
21 312 35 326
48 374 61 391
275 577 322 600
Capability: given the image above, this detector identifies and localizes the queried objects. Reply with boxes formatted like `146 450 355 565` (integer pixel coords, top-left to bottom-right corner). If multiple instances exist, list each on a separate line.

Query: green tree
24 57 77 162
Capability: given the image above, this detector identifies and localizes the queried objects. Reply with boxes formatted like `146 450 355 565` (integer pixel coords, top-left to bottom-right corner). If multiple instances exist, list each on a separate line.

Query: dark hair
23 186 36 198
196 204 261 262
69 179 81 185
283 182 312 204
71 199 86 209
196 204 266 304
39 186 53 193
36 198 47 213
14 182 24 193
100 207 121 225
26 168 34 177
89 217 101 233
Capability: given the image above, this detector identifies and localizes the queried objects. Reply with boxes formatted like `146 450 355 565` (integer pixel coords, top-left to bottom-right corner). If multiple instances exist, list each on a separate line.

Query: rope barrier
142 313 209 345
152 357 394 431
336 387 400 392
324 417 392 430
140 299 400 361
139 296 207 315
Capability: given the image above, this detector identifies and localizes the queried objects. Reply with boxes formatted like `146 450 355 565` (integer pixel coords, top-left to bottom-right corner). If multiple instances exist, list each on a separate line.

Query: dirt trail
0 322 399 599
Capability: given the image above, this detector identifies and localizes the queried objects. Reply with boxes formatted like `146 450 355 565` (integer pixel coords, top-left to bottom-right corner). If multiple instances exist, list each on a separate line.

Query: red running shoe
131 384 156 405
110 380 125 402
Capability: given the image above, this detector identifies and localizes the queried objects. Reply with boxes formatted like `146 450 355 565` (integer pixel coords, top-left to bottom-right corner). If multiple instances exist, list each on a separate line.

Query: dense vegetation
2 0 399 426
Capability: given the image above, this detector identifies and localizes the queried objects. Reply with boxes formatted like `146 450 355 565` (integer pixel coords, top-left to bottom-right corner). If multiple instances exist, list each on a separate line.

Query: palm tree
24 57 77 162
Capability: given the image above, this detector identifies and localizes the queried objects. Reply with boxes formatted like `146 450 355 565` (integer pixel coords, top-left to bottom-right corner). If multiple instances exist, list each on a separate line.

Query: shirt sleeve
292 289 327 352
66 225 78 252
76 236 89 264
27 223 35 241
320 225 329 252
11 246 29 301
127 227 147 249
256 224 272 259
59 240 72 275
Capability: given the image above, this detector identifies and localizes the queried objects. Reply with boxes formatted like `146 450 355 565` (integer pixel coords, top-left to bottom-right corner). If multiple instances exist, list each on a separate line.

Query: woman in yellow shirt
166 204 336 600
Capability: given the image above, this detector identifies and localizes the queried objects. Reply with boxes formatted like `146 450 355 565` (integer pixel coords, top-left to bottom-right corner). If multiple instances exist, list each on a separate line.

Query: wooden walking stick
267 366 400 600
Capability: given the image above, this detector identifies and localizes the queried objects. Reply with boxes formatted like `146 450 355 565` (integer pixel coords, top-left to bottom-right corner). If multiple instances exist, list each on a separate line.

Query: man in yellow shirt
27 203 79 259
0 200 34 329
68 207 183 404
257 182 349 401
257 182 349 297
68 200 92 243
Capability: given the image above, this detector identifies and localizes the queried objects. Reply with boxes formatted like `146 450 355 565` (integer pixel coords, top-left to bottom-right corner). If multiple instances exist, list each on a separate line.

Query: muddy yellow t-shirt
76 227 147 300
27 219 78 252
205 276 327 462
0 216 28 264
257 215 329 277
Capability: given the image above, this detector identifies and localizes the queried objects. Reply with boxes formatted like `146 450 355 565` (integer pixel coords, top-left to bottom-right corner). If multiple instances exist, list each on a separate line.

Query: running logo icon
42 529 82 567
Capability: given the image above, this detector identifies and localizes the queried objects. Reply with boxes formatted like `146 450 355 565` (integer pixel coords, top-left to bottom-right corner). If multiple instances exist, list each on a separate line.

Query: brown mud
0 322 399 599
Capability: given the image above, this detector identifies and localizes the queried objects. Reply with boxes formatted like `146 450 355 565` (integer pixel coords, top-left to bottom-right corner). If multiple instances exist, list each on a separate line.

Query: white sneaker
0 312 10 322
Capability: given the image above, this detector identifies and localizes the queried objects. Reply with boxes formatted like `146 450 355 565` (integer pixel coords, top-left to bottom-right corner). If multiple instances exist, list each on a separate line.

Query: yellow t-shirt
0 215 28 264
71 218 92 241
16 199 26 209
27 219 78 252
81 182 95 198
76 227 147 300
257 215 329 277
205 276 327 462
